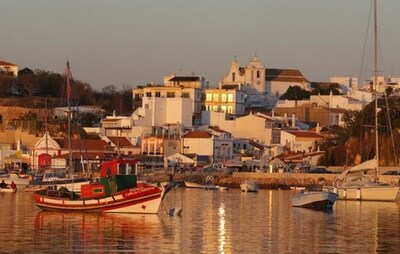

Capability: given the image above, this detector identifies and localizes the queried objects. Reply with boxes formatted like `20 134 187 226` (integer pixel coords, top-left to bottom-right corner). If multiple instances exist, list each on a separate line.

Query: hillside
0 97 65 108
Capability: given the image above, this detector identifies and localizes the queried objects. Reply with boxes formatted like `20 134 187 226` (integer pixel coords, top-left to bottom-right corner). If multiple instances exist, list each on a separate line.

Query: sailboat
33 62 168 213
334 0 399 201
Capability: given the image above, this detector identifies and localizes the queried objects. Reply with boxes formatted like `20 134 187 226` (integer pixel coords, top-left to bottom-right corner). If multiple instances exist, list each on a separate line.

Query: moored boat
240 180 258 192
33 159 167 214
0 173 30 187
292 184 338 210
25 170 90 192
0 187 17 193
334 160 400 201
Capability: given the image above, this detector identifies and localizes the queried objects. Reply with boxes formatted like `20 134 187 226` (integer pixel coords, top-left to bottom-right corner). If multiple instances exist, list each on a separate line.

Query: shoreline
139 172 337 189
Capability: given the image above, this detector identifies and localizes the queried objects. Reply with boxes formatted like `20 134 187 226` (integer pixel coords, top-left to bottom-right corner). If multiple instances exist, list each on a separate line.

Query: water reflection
218 203 226 253
33 211 174 253
1 190 400 253
335 201 400 254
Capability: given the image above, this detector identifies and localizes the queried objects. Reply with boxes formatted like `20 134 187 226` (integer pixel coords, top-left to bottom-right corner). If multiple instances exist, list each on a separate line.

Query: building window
227 106 233 114
256 70 260 78
221 105 227 112
206 93 212 101
221 93 227 102
167 92 175 98
227 94 233 102
212 105 218 111
213 93 219 102
146 92 152 97
155 92 161 97
181 92 190 98
232 72 236 82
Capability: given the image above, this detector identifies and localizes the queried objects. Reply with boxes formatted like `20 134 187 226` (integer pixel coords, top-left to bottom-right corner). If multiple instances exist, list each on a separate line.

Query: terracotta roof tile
57 139 113 151
184 131 212 139
0 60 17 66
266 68 309 82
285 130 323 138
107 136 134 147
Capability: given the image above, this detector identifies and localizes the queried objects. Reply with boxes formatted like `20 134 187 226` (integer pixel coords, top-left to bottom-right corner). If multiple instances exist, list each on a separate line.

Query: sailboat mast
374 0 379 179
66 60 73 169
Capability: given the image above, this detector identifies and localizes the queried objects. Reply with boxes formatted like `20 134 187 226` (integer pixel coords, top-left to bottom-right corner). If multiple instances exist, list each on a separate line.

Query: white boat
0 187 17 193
0 173 30 187
334 1 400 202
334 161 399 201
184 181 221 190
292 185 338 210
25 170 90 192
240 180 258 192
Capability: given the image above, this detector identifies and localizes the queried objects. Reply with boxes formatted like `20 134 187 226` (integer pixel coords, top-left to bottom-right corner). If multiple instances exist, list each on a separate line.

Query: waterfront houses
3 56 400 173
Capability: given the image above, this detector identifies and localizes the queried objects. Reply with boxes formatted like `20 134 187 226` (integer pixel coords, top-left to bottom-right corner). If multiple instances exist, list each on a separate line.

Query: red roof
106 136 134 147
57 139 113 151
0 60 17 66
266 68 309 83
285 130 323 138
184 131 212 139
101 118 125 123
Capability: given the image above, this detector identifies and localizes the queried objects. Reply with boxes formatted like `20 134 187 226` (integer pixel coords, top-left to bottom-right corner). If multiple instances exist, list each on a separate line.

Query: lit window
227 94 233 102
206 93 212 101
221 93 227 102
213 93 219 102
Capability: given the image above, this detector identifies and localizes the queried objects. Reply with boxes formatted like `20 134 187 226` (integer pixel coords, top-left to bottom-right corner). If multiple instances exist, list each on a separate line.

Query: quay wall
141 171 400 189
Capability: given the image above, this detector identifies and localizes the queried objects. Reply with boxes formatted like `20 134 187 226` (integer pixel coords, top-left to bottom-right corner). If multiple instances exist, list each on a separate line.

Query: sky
1 0 400 91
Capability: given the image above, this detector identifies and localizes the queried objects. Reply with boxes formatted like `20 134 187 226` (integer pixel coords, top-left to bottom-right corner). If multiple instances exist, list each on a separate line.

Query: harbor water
1 188 399 253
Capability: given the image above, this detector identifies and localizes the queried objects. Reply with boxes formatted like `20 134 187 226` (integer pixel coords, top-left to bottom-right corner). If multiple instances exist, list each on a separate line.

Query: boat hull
335 186 399 201
240 180 259 192
0 174 30 187
0 188 17 193
292 191 338 210
33 185 164 214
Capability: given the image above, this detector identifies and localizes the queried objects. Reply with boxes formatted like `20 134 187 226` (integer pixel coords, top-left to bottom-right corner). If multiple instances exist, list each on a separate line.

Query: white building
204 87 246 116
133 97 193 128
280 130 323 153
0 60 18 77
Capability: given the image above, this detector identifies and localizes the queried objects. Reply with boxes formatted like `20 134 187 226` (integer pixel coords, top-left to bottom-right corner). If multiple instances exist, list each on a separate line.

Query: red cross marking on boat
141 205 146 210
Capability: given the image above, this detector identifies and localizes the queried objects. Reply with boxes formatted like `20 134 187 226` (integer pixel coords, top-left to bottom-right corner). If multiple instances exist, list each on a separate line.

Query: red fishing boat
33 159 168 214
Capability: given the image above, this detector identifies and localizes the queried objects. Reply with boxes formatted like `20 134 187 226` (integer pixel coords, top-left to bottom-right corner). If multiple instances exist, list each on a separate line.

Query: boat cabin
81 159 139 199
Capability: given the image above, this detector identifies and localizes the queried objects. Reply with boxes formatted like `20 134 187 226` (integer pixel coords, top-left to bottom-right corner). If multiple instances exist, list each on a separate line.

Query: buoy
169 207 183 217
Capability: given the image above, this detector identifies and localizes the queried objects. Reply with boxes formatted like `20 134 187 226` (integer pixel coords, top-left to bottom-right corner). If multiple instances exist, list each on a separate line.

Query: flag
65 61 71 100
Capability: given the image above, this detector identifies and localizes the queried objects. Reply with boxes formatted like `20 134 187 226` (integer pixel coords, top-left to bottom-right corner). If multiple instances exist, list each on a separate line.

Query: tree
18 68 37 96
310 83 342 96
279 86 310 100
